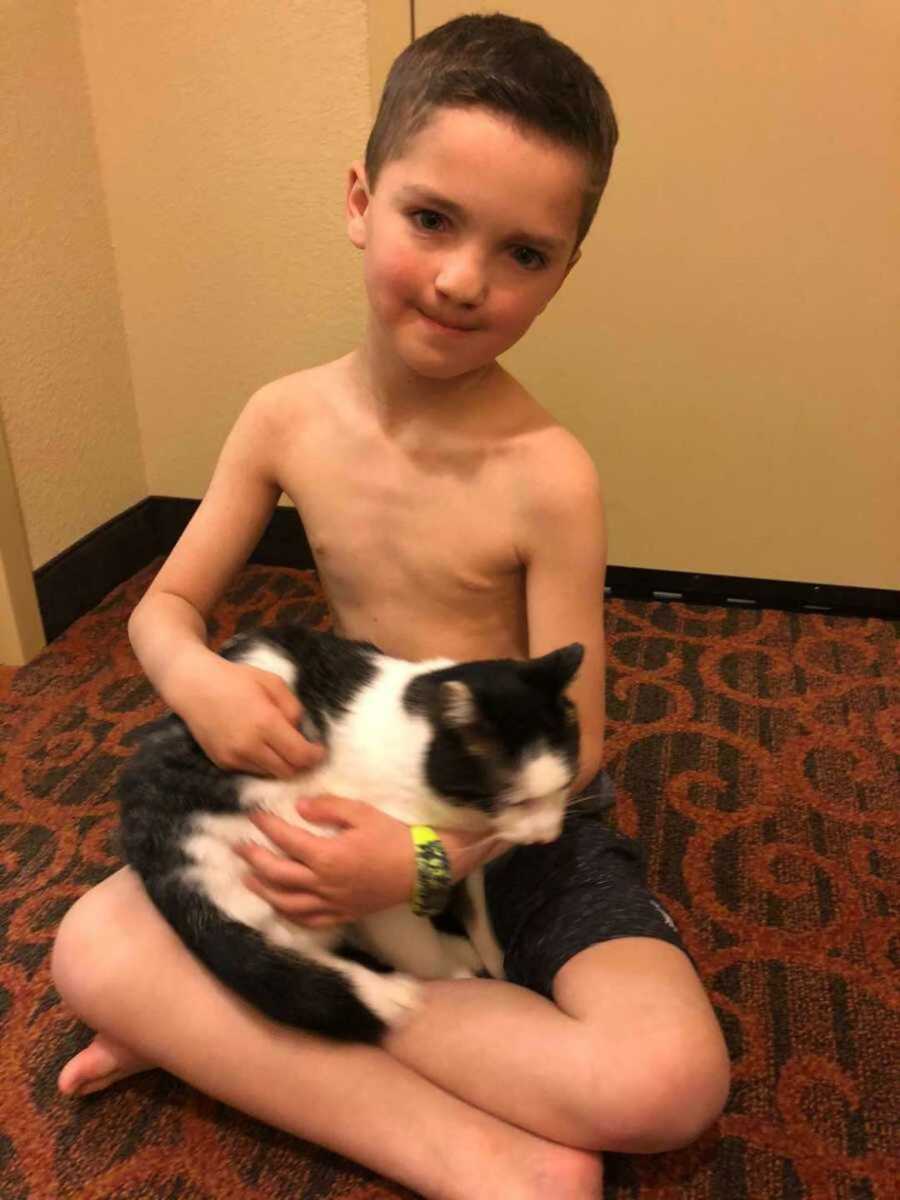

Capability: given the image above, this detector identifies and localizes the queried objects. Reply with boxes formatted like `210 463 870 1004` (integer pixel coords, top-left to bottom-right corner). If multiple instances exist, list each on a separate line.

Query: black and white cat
119 622 582 1042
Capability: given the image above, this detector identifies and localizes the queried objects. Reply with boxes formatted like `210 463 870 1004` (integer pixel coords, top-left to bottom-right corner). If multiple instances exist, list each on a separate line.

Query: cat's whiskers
471 832 506 853
453 831 507 863
452 791 612 859
565 790 607 812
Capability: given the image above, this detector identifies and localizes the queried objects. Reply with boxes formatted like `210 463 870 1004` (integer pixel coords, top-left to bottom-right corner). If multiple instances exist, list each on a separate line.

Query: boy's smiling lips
416 307 480 335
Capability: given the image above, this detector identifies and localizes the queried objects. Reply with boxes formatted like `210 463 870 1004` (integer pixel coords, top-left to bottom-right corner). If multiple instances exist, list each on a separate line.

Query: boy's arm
130 383 323 778
131 385 283 655
519 437 607 792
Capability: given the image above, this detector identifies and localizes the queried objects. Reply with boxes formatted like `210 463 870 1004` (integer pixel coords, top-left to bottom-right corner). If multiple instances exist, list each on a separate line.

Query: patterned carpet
0 562 897 1199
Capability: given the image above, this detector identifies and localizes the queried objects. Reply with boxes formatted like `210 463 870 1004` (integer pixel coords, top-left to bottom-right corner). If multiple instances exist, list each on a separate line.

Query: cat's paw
438 932 484 977
360 972 423 1028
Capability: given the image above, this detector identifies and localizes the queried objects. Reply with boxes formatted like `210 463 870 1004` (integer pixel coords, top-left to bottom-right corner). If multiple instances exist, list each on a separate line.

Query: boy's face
347 106 586 380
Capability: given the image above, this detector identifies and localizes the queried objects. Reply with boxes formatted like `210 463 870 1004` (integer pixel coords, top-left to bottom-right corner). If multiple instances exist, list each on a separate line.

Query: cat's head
405 644 584 845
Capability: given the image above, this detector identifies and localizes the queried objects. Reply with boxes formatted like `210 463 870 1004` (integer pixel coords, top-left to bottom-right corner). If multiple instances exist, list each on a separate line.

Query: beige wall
0 0 382 663
1 2 896 665
0 0 145 665
420 1 899 590
76 0 375 498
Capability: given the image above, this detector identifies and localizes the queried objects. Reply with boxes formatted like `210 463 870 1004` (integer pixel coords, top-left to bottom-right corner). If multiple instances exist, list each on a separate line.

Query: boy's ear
346 161 370 249
563 248 582 280
536 247 582 315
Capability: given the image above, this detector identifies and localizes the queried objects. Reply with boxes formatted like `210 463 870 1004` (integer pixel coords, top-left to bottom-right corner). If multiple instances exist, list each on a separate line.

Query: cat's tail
146 877 388 1043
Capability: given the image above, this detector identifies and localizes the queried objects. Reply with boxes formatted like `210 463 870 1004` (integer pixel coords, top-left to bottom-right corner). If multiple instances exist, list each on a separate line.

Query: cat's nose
532 829 558 844
501 807 565 845
536 815 564 842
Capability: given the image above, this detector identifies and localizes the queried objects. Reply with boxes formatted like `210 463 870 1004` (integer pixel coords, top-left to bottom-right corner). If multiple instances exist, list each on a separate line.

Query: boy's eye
512 246 547 271
411 209 446 233
409 210 547 271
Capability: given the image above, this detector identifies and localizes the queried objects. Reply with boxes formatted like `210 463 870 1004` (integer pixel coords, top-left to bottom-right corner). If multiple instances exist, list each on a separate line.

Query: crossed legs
52 867 729 1200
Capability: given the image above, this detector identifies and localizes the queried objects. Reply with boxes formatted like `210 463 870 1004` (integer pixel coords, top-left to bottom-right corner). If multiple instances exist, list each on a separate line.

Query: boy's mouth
417 308 479 335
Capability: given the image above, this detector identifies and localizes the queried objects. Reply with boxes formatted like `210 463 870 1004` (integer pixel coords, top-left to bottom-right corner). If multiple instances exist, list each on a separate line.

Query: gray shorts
481 771 688 998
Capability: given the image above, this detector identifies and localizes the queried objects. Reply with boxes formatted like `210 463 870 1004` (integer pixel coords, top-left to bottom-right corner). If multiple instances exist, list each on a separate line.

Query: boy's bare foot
466 1139 602 1200
58 1033 152 1097
525 1144 602 1200
55 1036 602 1198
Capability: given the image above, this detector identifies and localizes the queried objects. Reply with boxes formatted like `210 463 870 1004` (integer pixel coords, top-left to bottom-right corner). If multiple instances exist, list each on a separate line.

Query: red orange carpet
1 563 896 1198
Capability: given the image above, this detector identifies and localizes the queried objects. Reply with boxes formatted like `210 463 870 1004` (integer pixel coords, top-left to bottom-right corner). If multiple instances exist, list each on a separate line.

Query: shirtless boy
52 15 729 1200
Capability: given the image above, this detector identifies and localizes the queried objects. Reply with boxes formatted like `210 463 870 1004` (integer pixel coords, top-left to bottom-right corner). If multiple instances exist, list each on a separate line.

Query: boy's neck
349 327 505 437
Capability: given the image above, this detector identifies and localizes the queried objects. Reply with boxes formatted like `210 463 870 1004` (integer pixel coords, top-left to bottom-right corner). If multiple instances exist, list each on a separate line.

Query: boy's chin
410 356 486 381
396 342 492 381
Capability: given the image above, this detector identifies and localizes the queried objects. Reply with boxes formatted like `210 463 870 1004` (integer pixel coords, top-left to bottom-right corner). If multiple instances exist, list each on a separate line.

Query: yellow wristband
410 825 452 918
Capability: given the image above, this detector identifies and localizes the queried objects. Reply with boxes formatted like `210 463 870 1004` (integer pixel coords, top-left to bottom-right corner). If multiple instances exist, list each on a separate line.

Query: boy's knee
580 1020 731 1154
51 880 135 1022
621 1030 730 1152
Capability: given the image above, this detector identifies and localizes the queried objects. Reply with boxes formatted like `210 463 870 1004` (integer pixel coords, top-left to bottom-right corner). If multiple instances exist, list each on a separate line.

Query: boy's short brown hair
365 13 618 251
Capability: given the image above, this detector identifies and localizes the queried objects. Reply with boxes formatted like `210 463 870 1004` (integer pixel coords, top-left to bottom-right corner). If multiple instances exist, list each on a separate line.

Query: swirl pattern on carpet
0 563 896 1198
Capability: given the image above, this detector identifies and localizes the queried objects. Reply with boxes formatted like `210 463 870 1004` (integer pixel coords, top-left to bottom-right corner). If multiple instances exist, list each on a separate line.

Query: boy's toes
58 1035 151 1097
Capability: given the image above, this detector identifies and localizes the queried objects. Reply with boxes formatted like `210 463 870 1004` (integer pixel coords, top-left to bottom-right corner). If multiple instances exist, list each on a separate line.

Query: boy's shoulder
500 381 606 562
243 356 354 455
250 356 348 421
501 376 603 510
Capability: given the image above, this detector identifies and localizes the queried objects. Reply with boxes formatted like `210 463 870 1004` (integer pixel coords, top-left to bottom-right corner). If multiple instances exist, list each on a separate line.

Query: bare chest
285 437 526 657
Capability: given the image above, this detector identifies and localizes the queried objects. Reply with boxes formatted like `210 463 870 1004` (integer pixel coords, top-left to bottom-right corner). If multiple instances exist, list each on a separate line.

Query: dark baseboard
34 496 315 643
33 496 898 644
150 497 315 569
603 566 898 620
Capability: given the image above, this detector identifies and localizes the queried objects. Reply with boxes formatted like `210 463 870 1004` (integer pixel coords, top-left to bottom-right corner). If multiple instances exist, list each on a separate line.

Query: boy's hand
235 796 507 927
168 652 325 779
235 796 416 926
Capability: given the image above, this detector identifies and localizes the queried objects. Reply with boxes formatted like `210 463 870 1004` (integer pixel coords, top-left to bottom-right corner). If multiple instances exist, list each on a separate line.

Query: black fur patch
404 646 582 807
224 624 380 745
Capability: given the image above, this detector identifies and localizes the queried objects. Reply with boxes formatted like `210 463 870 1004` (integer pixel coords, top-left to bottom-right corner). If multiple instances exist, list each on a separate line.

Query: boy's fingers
268 724 325 774
241 875 342 922
258 674 302 723
236 845 319 890
248 809 329 864
235 745 297 780
297 911 348 929
254 673 325 771
296 793 359 826
221 748 284 778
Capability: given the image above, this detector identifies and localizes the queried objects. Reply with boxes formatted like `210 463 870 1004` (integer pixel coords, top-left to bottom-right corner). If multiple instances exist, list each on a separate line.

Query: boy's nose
434 253 488 307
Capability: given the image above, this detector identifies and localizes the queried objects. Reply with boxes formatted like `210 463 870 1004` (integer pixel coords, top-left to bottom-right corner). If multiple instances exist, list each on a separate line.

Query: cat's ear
438 680 477 729
525 643 584 693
